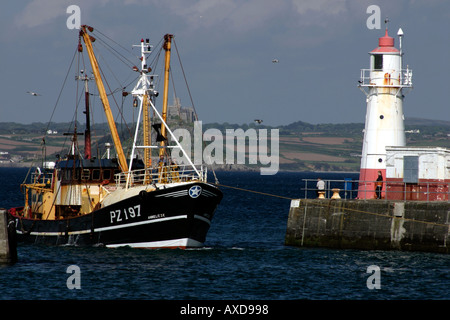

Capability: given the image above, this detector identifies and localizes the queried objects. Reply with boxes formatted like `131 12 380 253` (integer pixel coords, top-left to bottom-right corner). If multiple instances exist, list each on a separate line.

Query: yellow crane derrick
159 34 173 158
79 25 129 173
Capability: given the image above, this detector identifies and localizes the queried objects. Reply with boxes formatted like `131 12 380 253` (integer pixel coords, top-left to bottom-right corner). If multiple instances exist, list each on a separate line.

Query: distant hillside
205 117 449 136
2 117 448 135
0 121 114 135
0 117 448 171
404 117 450 127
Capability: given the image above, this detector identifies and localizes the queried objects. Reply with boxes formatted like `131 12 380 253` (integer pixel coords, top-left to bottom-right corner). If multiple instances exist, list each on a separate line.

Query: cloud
13 0 113 28
12 0 415 32
291 0 348 26
292 0 347 15
11 0 357 38
14 0 72 28
158 0 352 30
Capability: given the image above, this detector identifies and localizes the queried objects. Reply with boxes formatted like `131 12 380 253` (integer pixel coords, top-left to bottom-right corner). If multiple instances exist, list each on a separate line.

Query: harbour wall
285 199 450 254
0 209 17 264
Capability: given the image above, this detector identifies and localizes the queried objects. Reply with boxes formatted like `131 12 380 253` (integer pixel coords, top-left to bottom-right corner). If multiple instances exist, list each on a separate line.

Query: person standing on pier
375 171 383 199
316 178 325 197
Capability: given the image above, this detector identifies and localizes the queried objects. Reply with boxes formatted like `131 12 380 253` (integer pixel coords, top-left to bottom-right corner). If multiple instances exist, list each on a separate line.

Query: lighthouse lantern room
357 24 413 199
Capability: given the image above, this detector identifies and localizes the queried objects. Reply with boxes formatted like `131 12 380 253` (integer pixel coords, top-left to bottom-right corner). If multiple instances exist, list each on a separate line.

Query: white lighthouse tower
357 25 413 199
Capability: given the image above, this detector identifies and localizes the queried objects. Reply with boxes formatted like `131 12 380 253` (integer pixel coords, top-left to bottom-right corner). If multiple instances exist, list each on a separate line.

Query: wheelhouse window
81 169 90 181
102 169 111 180
92 169 101 180
63 168 79 181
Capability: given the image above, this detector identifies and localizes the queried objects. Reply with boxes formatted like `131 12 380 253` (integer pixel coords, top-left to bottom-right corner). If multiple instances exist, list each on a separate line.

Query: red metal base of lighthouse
357 168 385 199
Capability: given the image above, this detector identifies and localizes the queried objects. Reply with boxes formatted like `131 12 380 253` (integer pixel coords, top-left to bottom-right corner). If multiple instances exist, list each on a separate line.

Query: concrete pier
285 199 450 254
0 209 17 264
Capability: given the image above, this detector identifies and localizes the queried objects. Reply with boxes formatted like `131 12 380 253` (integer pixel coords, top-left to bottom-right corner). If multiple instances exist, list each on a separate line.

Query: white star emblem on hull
189 185 202 198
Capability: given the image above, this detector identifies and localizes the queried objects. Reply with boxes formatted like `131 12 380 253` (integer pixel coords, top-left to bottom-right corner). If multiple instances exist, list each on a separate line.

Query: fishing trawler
8 26 222 249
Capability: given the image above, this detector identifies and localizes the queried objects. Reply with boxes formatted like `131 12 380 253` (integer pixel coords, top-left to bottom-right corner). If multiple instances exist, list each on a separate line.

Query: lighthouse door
403 156 418 183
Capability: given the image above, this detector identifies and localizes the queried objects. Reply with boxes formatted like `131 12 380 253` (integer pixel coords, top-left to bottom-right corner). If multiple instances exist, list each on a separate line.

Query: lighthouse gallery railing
359 68 413 87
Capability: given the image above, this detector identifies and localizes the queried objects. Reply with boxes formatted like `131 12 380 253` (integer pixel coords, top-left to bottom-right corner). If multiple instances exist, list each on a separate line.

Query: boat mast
142 94 151 167
129 38 155 172
75 70 94 159
84 76 91 160
139 39 152 168
128 34 201 179
79 25 129 172
160 34 173 157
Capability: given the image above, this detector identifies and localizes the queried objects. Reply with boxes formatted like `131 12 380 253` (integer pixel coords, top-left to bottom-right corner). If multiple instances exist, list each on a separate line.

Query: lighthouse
357 25 413 199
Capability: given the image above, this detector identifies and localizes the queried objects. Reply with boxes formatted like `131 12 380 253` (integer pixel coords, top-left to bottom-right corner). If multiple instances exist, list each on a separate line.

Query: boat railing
30 171 53 187
114 164 206 187
302 178 449 202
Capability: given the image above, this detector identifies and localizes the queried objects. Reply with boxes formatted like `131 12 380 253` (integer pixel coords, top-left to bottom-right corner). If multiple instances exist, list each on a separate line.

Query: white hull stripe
202 190 216 197
194 214 211 225
16 214 211 236
154 190 187 198
106 238 203 249
153 189 218 198
96 215 187 232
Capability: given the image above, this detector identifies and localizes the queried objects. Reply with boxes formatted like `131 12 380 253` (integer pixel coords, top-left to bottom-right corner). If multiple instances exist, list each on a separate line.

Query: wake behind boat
8 26 222 249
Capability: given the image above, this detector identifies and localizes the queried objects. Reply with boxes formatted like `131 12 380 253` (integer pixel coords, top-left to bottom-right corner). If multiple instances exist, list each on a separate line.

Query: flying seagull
272 59 279 63
254 119 263 124
26 91 41 96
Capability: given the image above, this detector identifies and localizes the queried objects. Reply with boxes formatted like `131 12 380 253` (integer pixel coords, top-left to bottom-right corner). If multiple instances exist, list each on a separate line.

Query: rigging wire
172 38 220 180
96 60 134 140
81 38 134 143
23 45 79 186
94 41 128 91
94 28 138 67
88 30 155 160
147 37 164 69
148 40 164 96
213 183 450 229
173 38 198 121
43 46 79 137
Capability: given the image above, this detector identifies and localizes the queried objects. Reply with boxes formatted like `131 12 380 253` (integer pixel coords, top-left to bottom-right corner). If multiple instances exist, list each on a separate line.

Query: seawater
0 168 448 300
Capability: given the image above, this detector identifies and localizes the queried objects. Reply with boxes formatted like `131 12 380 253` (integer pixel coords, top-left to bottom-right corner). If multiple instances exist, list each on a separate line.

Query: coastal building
167 96 196 123
385 146 450 201
167 96 181 118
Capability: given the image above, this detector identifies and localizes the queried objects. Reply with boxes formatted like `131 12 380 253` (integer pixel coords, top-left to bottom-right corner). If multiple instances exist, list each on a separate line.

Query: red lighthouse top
371 29 399 53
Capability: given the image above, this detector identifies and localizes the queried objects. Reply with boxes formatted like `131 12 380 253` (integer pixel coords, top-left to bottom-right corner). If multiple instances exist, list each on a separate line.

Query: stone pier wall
285 199 450 254
0 209 17 264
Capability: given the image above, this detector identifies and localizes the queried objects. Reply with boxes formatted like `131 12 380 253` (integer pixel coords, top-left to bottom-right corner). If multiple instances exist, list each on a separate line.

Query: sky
0 0 449 127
